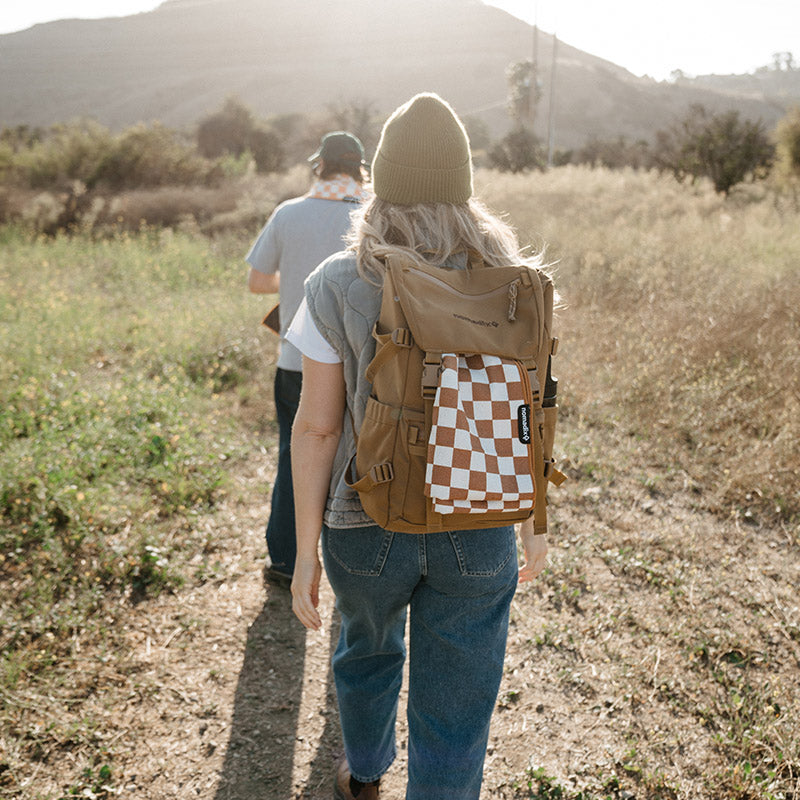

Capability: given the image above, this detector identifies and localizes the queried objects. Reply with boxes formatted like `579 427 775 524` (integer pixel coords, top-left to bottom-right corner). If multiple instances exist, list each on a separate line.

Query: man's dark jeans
265 367 302 576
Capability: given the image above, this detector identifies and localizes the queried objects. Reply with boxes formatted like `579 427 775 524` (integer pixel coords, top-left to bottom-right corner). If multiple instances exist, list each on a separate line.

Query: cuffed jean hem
348 749 396 784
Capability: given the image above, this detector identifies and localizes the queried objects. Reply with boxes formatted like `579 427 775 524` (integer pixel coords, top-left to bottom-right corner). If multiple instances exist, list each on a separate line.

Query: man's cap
308 131 366 164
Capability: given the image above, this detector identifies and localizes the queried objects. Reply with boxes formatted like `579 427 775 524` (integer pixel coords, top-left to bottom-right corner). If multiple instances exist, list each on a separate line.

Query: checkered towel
425 353 535 514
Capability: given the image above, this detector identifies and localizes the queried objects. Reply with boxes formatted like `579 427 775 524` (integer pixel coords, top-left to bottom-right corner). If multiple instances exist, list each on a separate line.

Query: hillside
1 0 798 149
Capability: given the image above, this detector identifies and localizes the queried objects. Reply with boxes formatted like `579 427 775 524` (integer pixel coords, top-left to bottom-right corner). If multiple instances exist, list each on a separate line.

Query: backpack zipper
405 266 524 302
515 359 537 486
508 279 519 321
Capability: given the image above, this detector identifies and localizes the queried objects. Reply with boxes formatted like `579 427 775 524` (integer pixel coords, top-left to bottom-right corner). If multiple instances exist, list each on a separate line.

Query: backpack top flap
385 254 545 360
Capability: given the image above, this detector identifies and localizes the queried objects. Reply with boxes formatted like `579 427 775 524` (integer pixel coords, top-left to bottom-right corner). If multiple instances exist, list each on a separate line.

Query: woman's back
287 92 556 800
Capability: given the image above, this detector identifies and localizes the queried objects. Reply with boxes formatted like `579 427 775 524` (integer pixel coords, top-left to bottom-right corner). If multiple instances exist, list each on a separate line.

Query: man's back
247 195 357 370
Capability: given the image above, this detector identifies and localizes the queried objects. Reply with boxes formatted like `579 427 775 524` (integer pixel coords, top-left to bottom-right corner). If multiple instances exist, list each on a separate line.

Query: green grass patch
0 228 271 683
1 225 276 795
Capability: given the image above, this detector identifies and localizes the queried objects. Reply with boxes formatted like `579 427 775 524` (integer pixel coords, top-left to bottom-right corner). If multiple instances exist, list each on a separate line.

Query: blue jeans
322 523 518 800
265 368 302 575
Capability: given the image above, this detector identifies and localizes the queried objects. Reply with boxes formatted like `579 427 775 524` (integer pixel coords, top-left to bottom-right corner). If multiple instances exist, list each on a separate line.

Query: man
247 130 368 589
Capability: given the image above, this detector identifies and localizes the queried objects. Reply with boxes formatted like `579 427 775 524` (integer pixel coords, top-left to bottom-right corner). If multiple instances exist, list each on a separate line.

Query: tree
266 113 315 166
773 106 800 200
325 99 380 155
490 58 546 173
197 97 254 159
653 105 774 194
248 126 284 174
0 124 44 151
197 97 284 174
771 51 795 71
506 60 542 128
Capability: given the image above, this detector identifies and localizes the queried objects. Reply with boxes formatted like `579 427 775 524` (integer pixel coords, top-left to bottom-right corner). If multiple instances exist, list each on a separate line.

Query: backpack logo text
452 312 499 328
517 404 531 444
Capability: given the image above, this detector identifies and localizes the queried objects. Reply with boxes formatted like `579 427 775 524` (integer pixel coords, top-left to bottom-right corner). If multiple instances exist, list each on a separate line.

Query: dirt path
37 455 799 800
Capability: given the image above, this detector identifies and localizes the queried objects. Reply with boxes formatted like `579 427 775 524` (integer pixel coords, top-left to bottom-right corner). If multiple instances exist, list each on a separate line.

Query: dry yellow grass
478 166 800 526
2 166 799 799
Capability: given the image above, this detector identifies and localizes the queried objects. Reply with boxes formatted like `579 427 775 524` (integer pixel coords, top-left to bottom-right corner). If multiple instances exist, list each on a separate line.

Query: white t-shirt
285 298 342 364
246 197 356 371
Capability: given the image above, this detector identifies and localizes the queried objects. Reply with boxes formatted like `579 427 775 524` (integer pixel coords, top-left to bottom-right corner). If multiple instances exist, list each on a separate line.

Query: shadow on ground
213 584 341 799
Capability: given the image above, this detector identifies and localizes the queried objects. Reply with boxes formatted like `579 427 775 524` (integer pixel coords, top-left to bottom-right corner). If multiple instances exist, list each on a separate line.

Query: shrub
96 184 239 230
489 127 545 173
653 105 774 194
248 126 285 174
91 123 215 189
575 135 652 170
12 119 115 190
2 120 219 194
197 96 255 159
197 96 284 173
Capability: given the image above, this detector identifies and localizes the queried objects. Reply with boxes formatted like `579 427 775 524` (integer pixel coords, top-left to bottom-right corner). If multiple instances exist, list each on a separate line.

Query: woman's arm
290 356 346 630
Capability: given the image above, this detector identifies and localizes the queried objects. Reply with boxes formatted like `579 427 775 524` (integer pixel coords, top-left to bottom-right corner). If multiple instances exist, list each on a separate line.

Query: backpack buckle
421 364 442 398
392 328 413 348
369 462 394 484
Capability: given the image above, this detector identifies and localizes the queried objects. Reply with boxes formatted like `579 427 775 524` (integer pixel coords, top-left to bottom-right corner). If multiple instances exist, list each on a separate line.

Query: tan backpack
346 252 565 534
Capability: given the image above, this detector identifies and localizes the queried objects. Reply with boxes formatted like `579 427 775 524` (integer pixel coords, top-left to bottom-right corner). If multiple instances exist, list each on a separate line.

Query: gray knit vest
305 250 469 529
304 252 383 529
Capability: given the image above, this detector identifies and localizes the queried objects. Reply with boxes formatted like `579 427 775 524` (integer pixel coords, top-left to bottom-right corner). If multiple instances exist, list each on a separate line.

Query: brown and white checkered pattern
425 353 535 514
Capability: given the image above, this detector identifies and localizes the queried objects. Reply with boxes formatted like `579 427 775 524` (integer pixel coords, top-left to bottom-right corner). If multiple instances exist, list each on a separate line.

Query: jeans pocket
325 526 395 576
448 526 515 577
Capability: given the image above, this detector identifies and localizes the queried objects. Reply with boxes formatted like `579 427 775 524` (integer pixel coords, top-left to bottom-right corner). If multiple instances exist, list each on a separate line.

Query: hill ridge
1 0 798 148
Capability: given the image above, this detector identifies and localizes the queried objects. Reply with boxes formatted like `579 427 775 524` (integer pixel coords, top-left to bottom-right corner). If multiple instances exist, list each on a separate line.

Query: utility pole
547 32 558 167
530 0 538 133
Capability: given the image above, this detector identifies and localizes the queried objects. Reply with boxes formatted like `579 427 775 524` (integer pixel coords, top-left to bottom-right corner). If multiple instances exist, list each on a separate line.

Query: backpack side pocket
346 397 430 531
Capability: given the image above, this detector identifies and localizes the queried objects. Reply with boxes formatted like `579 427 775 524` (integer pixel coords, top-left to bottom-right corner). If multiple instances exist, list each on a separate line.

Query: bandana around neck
307 174 370 203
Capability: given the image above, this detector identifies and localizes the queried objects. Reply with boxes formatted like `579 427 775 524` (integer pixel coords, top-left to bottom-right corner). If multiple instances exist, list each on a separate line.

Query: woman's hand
291 553 323 631
518 519 548 582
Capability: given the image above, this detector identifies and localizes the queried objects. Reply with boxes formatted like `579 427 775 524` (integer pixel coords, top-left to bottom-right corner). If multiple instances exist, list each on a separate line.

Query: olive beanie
371 93 473 205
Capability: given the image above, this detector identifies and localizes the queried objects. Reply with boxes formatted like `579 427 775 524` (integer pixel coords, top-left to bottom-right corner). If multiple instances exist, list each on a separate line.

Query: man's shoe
263 565 292 590
333 755 380 800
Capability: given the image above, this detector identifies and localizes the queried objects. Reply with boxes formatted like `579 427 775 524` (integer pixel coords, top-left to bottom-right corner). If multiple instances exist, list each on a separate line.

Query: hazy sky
485 0 798 79
0 0 797 81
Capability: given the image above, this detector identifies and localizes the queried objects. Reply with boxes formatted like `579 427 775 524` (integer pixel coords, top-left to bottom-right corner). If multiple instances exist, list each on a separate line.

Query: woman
287 93 550 800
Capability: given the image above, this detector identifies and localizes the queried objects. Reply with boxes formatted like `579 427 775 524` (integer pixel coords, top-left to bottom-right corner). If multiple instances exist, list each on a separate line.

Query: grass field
1 167 798 798
0 225 278 796
477 166 800 522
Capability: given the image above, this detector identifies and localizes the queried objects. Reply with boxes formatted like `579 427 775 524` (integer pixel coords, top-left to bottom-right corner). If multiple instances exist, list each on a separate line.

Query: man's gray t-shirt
246 196 358 371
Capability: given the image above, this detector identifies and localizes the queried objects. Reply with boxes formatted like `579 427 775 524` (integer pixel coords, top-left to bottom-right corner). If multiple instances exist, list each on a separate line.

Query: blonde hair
347 196 545 286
